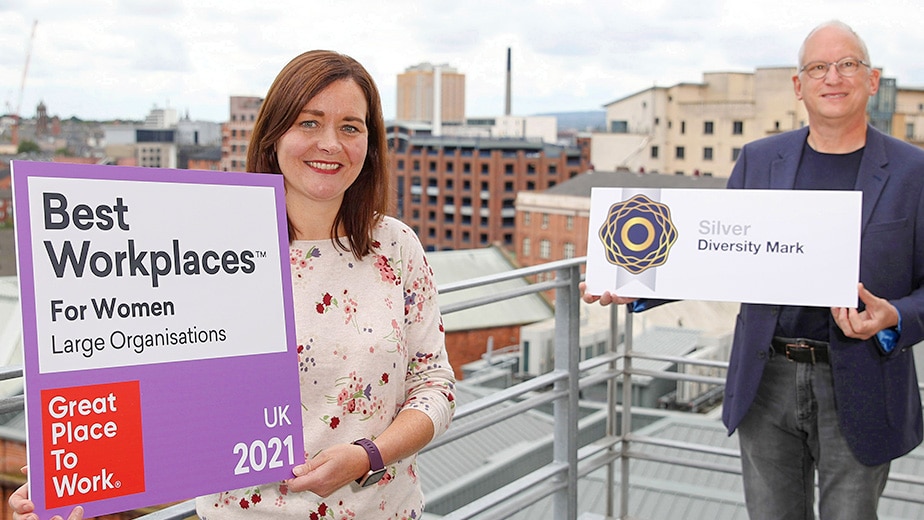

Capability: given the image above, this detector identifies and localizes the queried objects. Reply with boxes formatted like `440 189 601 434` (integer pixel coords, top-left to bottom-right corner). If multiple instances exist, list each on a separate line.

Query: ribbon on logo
598 189 678 291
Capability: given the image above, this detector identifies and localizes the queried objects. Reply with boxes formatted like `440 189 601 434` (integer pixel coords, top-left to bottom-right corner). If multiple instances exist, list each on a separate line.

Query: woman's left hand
286 443 370 497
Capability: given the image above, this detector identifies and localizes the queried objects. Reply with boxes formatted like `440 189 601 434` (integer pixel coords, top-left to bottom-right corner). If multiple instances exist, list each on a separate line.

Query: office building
389 123 590 252
594 66 922 178
397 63 466 126
221 96 262 172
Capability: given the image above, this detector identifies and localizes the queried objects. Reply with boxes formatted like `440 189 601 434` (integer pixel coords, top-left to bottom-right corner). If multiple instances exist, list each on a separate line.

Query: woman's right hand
10 466 85 520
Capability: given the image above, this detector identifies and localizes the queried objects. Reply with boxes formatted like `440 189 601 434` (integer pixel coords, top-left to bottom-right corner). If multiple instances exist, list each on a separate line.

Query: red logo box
41 381 145 509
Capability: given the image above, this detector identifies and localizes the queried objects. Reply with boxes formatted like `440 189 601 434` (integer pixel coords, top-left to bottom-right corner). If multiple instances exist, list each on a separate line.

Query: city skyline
2 1 924 123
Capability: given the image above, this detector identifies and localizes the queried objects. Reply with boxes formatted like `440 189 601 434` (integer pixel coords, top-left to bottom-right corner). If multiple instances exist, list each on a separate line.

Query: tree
17 140 40 154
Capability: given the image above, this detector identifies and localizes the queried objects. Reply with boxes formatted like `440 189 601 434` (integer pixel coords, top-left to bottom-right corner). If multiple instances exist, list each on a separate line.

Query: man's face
793 26 880 127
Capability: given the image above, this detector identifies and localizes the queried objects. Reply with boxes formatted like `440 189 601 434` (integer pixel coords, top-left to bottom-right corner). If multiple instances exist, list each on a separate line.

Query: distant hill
535 110 606 132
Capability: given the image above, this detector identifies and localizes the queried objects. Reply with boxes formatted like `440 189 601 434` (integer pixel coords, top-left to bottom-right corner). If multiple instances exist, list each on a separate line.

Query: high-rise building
396 63 465 126
144 106 178 129
221 96 262 172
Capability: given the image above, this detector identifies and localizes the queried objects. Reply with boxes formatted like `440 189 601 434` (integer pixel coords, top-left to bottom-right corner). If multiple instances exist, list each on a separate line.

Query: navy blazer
721 125 924 466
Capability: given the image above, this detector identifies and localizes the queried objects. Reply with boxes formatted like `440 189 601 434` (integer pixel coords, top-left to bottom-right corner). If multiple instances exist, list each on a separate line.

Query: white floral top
196 216 456 519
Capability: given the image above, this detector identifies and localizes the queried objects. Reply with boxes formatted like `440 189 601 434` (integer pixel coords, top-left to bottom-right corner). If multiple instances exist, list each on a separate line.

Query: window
522 237 531 256
675 146 685 159
733 121 744 135
907 123 915 140
732 148 742 161
566 215 574 230
651 145 659 159
539 239 551 259
703 147 713 161
563 242 575 259
680 121 686 134
704 121 714 134
524 212 531 226
541 213 550 229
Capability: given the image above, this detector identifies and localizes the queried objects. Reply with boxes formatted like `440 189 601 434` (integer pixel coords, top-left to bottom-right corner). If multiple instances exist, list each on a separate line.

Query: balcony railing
4 257 924 519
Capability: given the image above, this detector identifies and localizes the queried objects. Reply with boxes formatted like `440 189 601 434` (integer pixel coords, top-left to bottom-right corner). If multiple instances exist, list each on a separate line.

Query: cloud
4 0 924 122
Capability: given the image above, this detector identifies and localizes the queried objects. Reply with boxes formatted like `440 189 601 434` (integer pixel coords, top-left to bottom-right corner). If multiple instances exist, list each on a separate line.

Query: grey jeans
736 349 890 520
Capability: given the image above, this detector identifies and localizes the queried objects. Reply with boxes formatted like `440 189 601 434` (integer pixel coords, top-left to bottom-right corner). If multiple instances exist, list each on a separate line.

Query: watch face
361 468 386 487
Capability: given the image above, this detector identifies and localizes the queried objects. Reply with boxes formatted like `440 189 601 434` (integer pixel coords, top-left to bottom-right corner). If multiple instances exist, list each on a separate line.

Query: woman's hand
9 466 84 520
286 443 370 497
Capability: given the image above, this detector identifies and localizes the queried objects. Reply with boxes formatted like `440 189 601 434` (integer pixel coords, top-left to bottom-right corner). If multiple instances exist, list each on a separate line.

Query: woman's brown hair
247 50 389 259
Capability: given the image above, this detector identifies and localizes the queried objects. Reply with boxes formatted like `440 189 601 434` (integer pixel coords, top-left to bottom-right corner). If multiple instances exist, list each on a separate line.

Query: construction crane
11 19 38 146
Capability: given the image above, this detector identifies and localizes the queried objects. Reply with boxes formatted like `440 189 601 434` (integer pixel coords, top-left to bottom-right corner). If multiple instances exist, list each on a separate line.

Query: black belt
771 336 829 364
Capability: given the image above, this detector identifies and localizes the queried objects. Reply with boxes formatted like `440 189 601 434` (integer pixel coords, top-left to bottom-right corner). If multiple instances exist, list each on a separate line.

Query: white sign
584 188 862 307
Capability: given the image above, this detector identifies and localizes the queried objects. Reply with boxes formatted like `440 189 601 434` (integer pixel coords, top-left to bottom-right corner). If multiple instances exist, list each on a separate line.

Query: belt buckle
785 341 816 364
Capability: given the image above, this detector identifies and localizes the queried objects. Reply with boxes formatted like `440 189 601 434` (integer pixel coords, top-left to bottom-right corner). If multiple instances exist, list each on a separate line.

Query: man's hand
579 282 638 306
831 283 900 340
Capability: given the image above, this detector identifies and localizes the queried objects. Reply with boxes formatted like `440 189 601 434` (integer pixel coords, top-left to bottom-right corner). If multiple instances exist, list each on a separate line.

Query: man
583 20 924 519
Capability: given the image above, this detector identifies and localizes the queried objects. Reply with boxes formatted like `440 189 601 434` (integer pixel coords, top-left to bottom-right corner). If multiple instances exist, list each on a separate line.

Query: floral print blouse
196 216 456 519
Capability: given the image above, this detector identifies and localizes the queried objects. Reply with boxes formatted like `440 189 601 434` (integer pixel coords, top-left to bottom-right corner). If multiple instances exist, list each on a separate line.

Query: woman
12 50 455 520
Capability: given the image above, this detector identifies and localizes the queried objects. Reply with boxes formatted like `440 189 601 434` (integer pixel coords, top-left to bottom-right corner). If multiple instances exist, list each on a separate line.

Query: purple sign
12 161 304 518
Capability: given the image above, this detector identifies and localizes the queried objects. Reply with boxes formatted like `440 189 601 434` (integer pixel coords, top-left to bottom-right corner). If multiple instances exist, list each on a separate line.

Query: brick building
221 96 262 172
388 124 590 253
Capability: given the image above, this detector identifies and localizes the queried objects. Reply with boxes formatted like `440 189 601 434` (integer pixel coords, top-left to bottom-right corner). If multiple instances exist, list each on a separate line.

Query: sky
2 0 924 123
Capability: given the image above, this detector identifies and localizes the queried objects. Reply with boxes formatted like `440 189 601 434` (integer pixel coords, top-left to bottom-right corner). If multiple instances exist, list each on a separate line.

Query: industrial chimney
504 47 512 116
433 65 442 136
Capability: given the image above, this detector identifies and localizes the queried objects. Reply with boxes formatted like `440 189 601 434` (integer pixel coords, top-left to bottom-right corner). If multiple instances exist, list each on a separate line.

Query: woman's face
276 78 369 211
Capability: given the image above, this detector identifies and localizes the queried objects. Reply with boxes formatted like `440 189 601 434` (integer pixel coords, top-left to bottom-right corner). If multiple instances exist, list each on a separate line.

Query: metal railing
4 256 924 519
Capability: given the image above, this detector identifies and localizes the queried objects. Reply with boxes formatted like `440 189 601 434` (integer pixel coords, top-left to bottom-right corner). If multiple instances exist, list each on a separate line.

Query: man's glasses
799 57 870 79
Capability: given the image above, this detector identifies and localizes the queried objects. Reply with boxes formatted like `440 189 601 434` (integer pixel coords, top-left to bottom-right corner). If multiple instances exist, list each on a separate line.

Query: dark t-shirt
774 140 863 341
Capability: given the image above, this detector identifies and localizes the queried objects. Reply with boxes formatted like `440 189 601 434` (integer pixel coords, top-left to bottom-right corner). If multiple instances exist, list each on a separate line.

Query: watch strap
353 438 384 472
